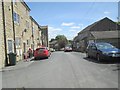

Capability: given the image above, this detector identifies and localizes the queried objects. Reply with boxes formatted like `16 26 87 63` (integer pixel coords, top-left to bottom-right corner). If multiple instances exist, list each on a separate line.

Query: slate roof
21 0 31 11
74 17 120 42
49 40 57 45
78 17 120 34
91 31 120 39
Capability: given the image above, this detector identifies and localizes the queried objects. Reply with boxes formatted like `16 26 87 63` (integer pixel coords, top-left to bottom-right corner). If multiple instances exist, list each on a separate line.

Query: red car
64 46 72 52
34 47 51 59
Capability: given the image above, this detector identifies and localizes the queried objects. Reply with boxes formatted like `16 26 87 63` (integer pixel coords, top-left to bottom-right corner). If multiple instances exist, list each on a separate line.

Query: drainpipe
2 0 8 66
31 19 34 51
11 0 16 53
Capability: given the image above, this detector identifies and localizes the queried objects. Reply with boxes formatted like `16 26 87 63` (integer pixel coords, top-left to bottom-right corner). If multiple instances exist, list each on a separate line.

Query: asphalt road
2 51 119 88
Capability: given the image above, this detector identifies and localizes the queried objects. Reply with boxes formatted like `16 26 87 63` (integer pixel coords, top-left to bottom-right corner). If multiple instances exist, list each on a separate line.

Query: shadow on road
32 57 49 61
112 64 120 71
84 57 120 71
83 57 120 64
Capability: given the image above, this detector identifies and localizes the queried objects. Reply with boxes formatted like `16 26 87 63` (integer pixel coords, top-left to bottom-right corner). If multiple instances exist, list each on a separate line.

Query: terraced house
30 16 42 50
0 0 14 67
13 1 31 61
0 0 48 69
0 0 5 68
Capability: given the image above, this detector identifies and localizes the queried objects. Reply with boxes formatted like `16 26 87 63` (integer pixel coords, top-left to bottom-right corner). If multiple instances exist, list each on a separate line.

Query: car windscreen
36 48 46 51
96 43 115 50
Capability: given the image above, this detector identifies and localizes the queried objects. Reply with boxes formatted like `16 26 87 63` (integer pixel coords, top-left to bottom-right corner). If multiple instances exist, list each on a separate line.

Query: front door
8 40 13 53
23 43 26 53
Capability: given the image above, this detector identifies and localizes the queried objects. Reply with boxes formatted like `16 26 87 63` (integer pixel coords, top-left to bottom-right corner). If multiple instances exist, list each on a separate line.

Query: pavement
1 57 34 72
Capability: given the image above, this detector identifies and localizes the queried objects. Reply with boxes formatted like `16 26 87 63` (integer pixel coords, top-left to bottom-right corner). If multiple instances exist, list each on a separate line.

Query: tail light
43 50 47 53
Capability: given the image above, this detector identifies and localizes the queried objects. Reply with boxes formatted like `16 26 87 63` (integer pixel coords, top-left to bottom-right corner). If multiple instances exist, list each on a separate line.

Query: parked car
50 48 55 52
86 42 120 62
34 47 51 59
64 46 72 52
60 48 65 51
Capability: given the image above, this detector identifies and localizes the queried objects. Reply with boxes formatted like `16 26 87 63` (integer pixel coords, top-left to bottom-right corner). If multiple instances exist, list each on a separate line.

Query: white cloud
48 26 62 32
71 26 81 29
104 11 111 14
61 22 75 26
48 26 62 40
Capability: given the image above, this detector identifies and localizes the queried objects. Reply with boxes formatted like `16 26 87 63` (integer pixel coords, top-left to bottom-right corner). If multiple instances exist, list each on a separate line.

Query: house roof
73 36 78 41
77 32 89 40
73 32 89 42
40 26 48 30
91 31 120 39
49 40 57 45
21 0 31 11
30 16 40 27
78 17 120 34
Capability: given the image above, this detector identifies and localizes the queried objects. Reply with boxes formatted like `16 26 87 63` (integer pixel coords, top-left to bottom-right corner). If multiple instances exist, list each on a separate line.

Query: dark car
86 42 120 62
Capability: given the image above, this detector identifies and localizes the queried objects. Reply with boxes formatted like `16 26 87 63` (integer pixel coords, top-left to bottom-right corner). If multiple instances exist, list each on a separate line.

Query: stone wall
0 1 5 68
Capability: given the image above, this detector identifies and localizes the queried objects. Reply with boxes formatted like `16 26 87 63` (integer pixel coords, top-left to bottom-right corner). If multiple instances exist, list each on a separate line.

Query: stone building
0 0 47 68
73 17 120 52
13 1 31 61
0 0 15 67
40 26 49 47
30 16 42 50
0 0 5 68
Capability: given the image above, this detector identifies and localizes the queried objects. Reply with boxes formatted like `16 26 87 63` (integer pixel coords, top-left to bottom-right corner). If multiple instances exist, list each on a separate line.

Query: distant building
40 26 49 47
49 40 58 49
73 17 120 52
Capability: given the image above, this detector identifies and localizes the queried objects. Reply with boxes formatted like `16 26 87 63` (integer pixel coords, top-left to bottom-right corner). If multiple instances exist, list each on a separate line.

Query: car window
36 48 46 51
91 46 97 50
96 43 115 49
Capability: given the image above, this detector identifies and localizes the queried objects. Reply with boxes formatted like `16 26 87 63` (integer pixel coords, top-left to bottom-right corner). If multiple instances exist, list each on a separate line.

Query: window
26 21 29 28
8 40 13 53
15 37 21 47
13 12 20 24
32 27 34 35
27 40 30 46
13 0 16 5
15 2 17 6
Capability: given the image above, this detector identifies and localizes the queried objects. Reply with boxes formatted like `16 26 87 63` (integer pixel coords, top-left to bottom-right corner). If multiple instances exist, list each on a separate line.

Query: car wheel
86 52 90 58
96 54 102 62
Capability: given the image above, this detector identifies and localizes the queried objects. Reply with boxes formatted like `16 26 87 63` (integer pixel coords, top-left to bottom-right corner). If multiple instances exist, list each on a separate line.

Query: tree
55 35 68 49
49 38 55 42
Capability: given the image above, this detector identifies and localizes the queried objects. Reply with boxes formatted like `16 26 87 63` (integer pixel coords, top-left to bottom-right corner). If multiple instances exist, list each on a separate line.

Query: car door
87 44 92 57
91 44 98 58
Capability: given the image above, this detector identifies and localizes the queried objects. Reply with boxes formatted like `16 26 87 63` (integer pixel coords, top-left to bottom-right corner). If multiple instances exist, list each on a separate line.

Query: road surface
2 51 119 88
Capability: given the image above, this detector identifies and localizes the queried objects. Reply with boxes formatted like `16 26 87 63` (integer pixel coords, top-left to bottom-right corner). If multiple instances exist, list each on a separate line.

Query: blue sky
26 2 118 40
